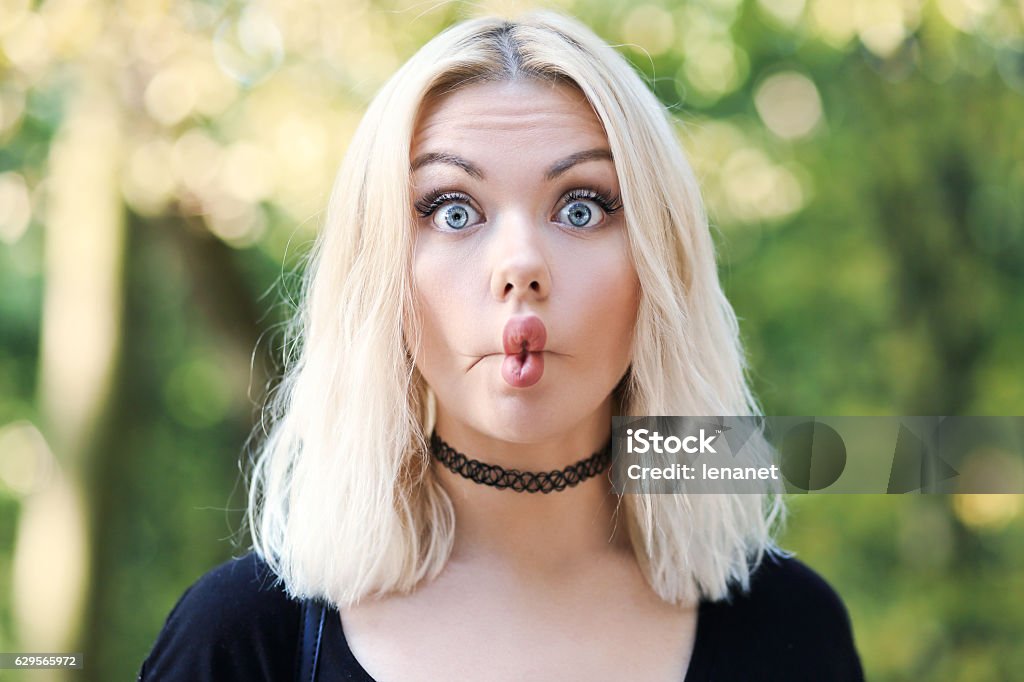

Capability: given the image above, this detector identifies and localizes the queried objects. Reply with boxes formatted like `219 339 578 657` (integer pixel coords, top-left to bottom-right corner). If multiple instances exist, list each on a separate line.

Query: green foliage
1 1 1022 680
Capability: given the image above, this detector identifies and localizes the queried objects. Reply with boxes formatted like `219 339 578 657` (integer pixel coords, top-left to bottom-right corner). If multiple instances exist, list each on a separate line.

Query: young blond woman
140 12 862 681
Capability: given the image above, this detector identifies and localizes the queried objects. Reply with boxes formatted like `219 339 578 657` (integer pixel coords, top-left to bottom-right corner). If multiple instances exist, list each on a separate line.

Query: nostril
502 280 543 297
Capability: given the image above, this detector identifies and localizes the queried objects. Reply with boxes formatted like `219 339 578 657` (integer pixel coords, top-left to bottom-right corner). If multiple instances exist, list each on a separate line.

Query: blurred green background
1 0 1023 680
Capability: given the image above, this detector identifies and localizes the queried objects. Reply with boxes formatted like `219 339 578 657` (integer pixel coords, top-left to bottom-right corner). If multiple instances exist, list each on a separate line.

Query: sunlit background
1 0 1023 679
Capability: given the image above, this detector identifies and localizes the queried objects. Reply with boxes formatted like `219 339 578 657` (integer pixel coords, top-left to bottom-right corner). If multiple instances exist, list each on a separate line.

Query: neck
431 399 630 574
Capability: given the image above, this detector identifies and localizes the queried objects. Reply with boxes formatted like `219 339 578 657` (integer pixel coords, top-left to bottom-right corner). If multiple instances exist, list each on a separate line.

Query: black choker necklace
428 431 612 493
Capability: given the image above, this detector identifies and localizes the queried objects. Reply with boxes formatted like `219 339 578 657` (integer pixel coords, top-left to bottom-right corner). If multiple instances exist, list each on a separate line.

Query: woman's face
407 79 640 443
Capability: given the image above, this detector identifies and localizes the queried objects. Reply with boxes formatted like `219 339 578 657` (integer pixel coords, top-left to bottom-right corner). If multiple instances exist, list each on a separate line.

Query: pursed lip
467 348 563 372
468 352 532 369
502 315 547 355
464 315 551 373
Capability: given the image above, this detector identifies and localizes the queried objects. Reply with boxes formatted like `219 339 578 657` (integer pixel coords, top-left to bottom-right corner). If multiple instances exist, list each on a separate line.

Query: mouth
500 316 547 388
469 348 547 367
502 315 547 355
465 316 554 389
501 349 544 388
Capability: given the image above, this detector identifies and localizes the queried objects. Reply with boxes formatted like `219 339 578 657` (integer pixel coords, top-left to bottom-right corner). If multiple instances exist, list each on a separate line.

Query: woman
140 11 863 681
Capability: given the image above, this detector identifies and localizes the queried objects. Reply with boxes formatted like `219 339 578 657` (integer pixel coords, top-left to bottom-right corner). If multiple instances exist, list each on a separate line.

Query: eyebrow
544 148 614 180
410 148 614 181
410 152 483 179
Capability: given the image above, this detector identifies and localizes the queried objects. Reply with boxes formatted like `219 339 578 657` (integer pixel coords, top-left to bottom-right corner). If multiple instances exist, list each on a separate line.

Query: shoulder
695 551 864 680
138 552 304 682
737 551 854 622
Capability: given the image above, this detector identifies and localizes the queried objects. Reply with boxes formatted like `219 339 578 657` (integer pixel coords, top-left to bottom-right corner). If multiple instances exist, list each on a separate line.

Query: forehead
411 80 609 155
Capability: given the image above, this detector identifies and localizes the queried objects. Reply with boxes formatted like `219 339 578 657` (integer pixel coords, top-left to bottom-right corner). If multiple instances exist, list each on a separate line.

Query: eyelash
560 188 623 216
413 188 624 220
414 190 471 217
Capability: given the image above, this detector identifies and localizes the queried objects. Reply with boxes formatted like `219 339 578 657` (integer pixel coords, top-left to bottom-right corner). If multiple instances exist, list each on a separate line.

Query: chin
482 396 563 439
449 365 613 441
487 391 609 445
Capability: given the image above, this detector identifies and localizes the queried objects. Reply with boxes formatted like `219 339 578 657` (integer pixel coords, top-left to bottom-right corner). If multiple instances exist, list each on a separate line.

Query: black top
139 551 864 681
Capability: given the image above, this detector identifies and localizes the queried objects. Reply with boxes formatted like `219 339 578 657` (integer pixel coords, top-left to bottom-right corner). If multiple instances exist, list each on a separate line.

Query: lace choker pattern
428 431 612 493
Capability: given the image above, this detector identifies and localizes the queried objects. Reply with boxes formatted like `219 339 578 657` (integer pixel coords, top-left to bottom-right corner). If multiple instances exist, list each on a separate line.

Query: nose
488 211 551 303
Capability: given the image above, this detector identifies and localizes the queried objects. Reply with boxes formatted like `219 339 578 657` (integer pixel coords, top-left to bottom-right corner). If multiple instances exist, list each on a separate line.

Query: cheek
562 239 639 350
409 239 478 368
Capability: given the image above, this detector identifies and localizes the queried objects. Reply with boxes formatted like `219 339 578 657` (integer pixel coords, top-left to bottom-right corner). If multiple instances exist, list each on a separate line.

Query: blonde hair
245 11 784 608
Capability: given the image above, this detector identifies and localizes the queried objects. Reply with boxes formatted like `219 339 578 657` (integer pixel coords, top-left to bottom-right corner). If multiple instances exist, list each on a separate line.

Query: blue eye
436 202 479 230
555 188 622 230
415 190 483 231
561 200 596 228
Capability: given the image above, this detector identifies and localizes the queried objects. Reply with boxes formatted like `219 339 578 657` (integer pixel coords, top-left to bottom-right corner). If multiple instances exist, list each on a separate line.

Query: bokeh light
1 2 1022 680
754 70 825 140
213 6 284 87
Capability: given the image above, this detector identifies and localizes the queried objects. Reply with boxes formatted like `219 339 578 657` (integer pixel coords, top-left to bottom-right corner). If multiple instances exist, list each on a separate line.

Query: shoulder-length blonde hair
246 10 784 608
